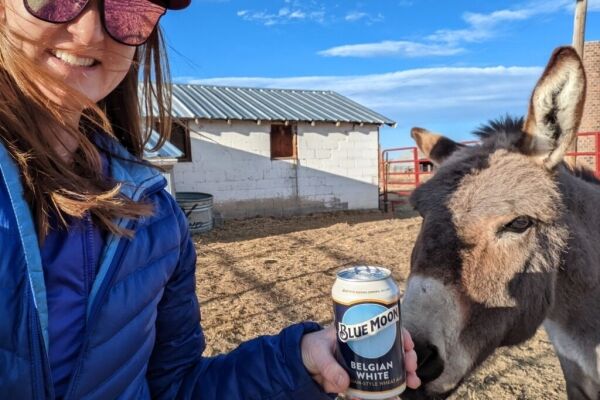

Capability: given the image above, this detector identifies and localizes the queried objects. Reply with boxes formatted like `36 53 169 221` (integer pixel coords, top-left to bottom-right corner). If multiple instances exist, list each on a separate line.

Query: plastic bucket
176 192 214 234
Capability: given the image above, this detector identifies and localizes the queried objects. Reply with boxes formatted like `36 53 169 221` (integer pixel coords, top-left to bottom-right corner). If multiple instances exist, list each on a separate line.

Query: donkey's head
401 47 586 399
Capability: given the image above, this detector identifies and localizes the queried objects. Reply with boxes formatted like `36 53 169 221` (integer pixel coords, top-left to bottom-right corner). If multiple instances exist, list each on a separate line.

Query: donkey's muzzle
414 340 444 384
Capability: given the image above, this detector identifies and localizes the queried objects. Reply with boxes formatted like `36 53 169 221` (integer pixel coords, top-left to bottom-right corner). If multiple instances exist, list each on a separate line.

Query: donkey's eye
503 216 533 233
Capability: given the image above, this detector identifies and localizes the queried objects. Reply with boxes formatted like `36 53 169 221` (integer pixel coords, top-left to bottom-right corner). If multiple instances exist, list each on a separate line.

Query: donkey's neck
555 167 600 289
543 167 600 385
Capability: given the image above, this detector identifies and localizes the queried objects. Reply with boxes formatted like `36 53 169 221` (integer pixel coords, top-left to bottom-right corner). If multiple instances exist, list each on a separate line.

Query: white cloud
236 6 322 25
425 0 600 44
289 10 306 19
237 1 388 26
319 0 593 58
344 11 384 24
464 9 532 25
236 0 327 26
589 0 600 11
428 1 571 44
318 41 464 58
345 11 368 22
179 66 542 129
427 9 532 43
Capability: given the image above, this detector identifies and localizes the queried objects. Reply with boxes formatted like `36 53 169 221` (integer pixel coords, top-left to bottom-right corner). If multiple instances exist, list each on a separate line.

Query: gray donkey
400 46 599 400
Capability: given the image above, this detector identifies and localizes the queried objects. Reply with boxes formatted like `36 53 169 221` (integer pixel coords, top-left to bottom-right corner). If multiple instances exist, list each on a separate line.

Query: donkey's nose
413 339 444 383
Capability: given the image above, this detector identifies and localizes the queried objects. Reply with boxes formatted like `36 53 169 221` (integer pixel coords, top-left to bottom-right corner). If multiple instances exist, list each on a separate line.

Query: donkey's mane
472 115 525 141
472 115 600 186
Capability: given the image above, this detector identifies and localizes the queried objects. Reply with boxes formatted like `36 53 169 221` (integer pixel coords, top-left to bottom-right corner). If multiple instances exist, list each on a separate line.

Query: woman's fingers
402 327 415 352
402 328 422 389
404 346 418 373
406 369 422 390
301 326 350 393
307 326 422 394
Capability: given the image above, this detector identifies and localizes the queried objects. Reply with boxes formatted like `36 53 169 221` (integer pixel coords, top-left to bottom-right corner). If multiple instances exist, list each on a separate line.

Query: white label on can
338 304 400 343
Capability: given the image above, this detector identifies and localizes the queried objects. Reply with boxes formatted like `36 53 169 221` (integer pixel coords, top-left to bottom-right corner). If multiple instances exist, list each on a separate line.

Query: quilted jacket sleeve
146 199 333 400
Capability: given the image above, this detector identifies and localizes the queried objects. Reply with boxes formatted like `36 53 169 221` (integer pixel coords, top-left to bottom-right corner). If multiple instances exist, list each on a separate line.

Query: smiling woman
0 0 172 238
0 0 419 399
9 3 136 103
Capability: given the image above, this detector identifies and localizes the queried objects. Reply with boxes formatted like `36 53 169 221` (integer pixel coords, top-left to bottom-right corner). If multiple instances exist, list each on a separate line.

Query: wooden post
573 0 588 56
567 0 588 167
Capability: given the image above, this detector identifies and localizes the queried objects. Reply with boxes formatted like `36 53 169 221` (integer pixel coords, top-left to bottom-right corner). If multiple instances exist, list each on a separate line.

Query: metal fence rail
380 132 600 212
568 132 600 177
380 146 430 212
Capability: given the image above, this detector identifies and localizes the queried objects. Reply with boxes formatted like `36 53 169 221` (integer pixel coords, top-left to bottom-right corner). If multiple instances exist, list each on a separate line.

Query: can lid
336 265 391 282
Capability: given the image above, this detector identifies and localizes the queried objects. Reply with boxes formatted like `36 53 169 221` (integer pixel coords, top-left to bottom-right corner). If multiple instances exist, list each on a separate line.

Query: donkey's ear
411 127 464 166
522 46 586 169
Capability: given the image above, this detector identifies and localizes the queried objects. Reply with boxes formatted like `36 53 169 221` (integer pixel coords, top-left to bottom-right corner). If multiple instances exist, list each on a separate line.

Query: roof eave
186 116 397 127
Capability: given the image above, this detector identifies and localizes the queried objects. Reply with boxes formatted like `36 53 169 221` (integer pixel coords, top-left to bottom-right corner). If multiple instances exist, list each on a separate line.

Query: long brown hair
0 20 173 241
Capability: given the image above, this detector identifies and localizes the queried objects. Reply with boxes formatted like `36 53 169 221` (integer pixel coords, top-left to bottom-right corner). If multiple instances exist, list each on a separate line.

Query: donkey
400 46 600 400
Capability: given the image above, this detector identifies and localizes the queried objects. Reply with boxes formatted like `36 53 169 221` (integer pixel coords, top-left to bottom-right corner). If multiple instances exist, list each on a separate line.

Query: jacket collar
92 132 167 200
0 139 49 349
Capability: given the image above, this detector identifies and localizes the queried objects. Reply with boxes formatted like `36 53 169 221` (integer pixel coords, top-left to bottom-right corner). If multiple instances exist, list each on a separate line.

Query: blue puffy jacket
0 133 332 399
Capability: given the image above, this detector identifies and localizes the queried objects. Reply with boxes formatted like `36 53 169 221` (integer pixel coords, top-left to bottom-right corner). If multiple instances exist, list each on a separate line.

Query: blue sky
159 0 600 149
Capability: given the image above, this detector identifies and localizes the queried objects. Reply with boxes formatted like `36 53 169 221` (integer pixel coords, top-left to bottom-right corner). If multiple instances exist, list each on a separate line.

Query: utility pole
567 0 588 167
573 0 588 56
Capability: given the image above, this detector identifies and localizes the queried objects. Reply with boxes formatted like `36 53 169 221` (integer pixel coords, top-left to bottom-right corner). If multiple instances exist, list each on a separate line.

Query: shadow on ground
194 210 400 243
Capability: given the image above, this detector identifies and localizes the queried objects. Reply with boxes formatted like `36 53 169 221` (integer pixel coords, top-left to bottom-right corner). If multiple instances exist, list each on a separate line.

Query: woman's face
1 0 136 104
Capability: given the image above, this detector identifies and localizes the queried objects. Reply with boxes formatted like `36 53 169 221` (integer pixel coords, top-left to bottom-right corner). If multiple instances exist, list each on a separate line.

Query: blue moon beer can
333 266 406 400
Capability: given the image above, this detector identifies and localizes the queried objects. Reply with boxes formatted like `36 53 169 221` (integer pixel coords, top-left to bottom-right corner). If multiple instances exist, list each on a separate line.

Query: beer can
333 266 406 400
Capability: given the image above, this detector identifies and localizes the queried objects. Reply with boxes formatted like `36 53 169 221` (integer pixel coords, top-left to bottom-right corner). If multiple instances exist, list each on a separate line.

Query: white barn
157 84 395 219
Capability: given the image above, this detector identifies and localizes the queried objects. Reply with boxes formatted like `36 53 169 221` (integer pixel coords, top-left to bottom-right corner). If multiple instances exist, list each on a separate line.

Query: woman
0 0 420 398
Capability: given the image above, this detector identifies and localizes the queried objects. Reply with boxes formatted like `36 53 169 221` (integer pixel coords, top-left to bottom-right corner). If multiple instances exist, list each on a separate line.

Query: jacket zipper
83 213 96 297
64 219 136 400
29 293 44 400
31 298 56 400
63 179 166 400
30 213 98 400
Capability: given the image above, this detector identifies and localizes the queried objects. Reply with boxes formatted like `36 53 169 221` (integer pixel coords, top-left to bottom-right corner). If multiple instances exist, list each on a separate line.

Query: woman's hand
301 325 421 395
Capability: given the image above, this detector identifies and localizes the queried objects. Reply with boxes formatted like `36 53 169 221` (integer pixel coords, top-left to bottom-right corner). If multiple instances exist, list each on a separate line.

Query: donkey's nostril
414 340 444 383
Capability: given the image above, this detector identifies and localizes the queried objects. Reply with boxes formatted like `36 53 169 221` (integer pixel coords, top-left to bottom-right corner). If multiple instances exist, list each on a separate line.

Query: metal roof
148 84 396 127
144 129 183 159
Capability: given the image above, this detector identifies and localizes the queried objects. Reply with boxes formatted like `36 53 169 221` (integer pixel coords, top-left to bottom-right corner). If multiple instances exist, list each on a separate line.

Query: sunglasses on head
23 0 171 46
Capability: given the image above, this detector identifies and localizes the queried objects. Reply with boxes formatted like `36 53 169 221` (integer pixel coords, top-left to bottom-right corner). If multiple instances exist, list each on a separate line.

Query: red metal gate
380 132 600 212
380 146 430 212
568 132 600 176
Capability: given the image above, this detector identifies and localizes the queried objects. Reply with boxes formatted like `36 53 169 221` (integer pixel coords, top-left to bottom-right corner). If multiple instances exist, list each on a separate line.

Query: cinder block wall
173 120 380 218
578 41 600 171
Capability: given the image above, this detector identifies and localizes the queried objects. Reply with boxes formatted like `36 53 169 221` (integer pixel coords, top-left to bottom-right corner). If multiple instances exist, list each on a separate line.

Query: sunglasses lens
104 0 165 46
25 0 89 22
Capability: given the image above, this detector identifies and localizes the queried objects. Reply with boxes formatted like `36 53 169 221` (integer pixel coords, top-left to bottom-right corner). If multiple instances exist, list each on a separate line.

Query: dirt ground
194 211 566 399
